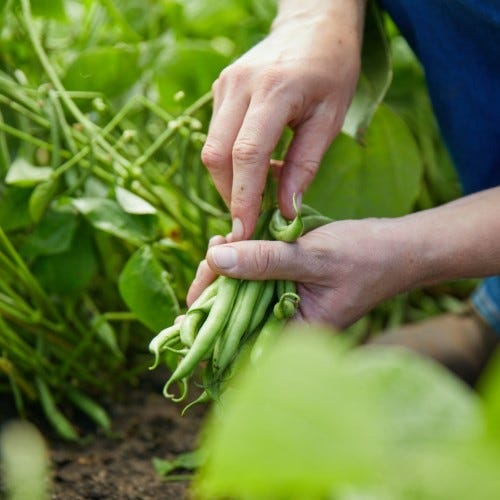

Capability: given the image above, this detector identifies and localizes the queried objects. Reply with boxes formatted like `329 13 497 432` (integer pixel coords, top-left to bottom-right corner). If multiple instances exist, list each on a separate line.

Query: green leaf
30 0 66 20
90 315 123 359
196 328 482 499
182 0 248 38
32 222 97 296
152 450 204 478
0 187 32 231
156 40 229 109
118 245 179 333
305 105 422 219
342 1 392 140
21 210 78 259
115 186 156 214
29 177 59 223
5 158 52 187
72 197 158 244
63 46 141 97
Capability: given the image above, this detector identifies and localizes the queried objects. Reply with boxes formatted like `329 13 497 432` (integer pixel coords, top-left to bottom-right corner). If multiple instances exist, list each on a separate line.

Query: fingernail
208 235 223 247
210 246 238 270
231 218 244 240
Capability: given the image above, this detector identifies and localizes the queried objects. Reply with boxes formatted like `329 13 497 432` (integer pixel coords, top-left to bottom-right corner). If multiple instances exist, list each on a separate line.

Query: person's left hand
187 218 418 329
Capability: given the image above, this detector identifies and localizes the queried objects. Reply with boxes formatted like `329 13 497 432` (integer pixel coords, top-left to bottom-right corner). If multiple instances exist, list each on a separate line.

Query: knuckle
219 64 247 86
201 141 228 170
232 139 263 165
253 244 279 278
300 158 321 179
259 69 283 93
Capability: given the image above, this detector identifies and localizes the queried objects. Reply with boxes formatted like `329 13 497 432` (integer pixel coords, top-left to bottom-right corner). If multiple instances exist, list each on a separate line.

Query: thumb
206 240 304 281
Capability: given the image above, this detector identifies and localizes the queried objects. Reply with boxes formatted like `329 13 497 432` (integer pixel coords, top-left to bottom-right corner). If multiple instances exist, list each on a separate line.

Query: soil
2 368 207 500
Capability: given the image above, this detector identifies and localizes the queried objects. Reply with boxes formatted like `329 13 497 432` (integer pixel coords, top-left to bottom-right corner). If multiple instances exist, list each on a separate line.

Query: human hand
201 0 365 240
188 218 416 328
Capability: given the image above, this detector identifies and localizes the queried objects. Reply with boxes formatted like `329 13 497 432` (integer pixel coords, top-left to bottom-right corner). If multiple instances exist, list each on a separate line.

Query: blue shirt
381 0 500 332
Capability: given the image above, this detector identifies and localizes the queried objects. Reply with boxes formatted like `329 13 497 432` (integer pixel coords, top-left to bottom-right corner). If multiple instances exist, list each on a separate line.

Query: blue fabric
472 278 500 334
380 0 500 333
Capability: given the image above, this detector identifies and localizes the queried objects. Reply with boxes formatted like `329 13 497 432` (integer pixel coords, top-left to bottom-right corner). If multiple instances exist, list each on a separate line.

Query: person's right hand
201 0 366 240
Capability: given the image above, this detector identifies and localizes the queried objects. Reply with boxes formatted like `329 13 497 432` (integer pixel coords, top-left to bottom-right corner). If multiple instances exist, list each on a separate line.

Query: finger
278 110 340 219
230 98 293 240
202 94 250 207
186 259 218 307
208 234 227 248
206 240 315 282
270 158 284 181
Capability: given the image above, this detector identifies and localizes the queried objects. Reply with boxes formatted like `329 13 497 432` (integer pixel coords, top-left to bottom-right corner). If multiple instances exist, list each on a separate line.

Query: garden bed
2 369 205 500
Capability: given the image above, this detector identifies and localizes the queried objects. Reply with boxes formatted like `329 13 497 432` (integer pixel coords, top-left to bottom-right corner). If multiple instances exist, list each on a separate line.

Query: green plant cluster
0 0 261 437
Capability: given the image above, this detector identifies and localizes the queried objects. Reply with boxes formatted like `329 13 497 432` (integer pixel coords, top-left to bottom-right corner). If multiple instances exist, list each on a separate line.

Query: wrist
272 0 367 47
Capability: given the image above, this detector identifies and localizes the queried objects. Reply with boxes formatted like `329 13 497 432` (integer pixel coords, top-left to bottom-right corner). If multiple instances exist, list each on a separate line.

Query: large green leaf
0 186 32 231
72 197 158 244
118 245 179 333
196 328 482 499
342 1 392 140
5 158 52 188
305 104 422 219
156 39 229 110
62 46 141 97
32 222 97 296
21 210 78 259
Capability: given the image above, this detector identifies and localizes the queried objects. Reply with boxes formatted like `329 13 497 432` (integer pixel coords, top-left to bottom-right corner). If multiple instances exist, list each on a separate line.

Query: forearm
400 187 500 288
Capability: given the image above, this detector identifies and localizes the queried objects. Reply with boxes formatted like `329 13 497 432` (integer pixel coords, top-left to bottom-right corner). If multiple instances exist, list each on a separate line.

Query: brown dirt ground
2 368 207 500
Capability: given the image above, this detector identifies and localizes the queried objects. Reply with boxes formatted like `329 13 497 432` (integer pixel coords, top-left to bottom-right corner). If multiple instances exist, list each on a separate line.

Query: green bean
301 203 323 217
273 292 300 320
250 315 286 364
302 214 333 233
277 279 296 298
163 276 240 401
148 323 181 370
180 294 216 348
252 207 273 240
269 193 303 242
36 377 78 441
181 390 211 416
246 279 276 334
213 280 265 374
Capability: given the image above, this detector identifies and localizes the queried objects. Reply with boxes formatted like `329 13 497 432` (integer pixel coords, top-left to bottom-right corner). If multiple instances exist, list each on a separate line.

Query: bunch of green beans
149 198 333 412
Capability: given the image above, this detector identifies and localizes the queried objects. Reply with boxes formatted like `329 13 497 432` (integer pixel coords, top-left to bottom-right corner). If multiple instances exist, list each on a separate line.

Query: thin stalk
21 0 131 170
0 120 54 151
0 94 50 128
0 230 62 322
101 311 137 322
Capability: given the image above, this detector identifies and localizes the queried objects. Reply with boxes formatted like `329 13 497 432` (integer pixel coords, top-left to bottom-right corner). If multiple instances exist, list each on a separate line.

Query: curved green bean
163 276 240 401
269 193 303 242
180 295 215 347
148 323 181 370
273 292 300 320
302 214 333 233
